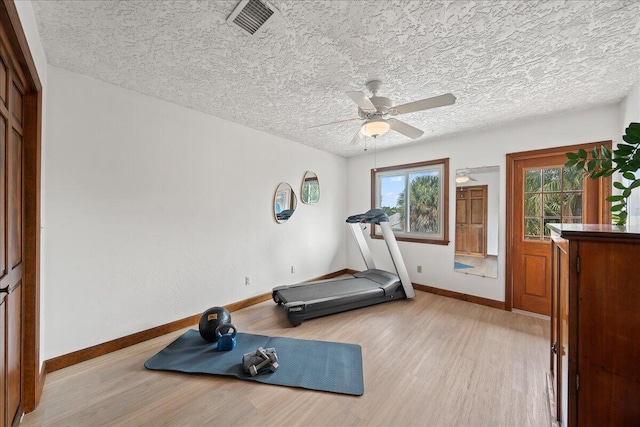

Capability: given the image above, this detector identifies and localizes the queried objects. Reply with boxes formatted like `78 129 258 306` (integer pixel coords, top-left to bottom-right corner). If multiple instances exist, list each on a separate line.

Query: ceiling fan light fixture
362 119 390 138
456 170 477 184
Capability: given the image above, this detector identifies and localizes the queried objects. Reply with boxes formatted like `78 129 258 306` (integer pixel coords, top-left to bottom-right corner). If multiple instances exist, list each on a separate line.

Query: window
524 166 584 240
371 158 449 245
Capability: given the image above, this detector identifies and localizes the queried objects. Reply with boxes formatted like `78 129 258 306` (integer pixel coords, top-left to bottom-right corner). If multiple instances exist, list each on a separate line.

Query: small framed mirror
454 166 499 278
301 171 320 204
274 182 297 223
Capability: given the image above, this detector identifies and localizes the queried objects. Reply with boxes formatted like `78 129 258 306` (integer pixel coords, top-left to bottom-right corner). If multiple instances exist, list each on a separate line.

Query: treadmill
272 209 415 326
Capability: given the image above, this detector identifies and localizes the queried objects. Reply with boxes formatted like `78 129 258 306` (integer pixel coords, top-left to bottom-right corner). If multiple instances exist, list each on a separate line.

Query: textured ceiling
32 0 640 157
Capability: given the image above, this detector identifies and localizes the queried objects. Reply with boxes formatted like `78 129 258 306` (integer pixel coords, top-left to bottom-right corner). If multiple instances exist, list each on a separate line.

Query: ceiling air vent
227 0 279 36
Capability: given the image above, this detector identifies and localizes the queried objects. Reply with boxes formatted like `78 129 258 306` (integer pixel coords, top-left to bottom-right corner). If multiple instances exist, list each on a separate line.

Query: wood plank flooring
22 291 551 426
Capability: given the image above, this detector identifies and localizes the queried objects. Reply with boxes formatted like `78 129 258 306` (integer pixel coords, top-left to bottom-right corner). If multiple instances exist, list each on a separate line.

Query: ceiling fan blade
350 127 364 145
390 93 456 116
307 117 360 129
346 91 377 113
388 119 424 139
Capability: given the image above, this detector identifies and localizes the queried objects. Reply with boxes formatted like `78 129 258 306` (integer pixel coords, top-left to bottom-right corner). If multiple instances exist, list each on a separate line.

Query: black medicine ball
198 306 231 342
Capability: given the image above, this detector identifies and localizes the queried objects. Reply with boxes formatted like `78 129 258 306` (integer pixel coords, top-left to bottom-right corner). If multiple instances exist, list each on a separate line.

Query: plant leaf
616 144 634 155
611 203 624 212
613 181 626 190
613 210 628 226
627 124 640 139
578 148 587 159
566 152 578 160
623 171 636 181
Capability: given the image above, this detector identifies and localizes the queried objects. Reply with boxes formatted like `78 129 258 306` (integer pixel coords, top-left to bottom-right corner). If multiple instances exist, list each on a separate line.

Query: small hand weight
242 347 278 376
215 323 237 351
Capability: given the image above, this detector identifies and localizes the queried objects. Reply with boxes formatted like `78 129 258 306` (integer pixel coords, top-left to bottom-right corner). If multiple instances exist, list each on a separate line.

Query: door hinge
576 374 580 390
576 256 580 274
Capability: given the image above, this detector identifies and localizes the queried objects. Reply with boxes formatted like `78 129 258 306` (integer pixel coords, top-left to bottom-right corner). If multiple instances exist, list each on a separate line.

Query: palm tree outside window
524 166 584 240
372 158 449 245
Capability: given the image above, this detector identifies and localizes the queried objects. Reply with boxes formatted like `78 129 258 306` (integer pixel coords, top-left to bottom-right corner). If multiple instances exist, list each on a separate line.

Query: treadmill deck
272 269 407 326
273 276 380 303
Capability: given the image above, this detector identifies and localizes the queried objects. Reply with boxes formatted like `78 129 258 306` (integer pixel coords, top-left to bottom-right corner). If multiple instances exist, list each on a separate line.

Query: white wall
14 0 49 369
620 82 639 131
43 66 347 359
347 105 619 302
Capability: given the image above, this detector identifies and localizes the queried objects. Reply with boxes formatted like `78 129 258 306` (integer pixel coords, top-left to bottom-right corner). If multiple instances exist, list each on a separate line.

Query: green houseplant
565 122 640 226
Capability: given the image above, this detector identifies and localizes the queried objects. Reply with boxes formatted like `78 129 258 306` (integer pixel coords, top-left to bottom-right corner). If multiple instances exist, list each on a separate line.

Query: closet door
455 186 487 257
0 34 25 427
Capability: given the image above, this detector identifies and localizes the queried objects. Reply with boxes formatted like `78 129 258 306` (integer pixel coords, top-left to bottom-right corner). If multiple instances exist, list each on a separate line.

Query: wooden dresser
547 224 640 427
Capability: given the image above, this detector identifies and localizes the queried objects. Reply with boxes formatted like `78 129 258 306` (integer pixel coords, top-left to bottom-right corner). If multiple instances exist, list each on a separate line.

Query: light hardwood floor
22 291 551 426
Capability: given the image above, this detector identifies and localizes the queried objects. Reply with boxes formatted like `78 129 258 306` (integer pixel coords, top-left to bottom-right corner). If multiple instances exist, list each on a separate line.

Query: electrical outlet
417 265 422 273
291 265 295 274
245 276 250 286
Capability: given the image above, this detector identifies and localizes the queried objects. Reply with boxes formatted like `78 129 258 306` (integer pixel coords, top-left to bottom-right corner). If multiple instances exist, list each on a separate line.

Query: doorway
506 142 610 315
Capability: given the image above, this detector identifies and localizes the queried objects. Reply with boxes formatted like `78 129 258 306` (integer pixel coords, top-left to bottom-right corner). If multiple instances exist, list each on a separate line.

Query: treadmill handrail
379 221 415 298
346 209 388 224
344 209 415 299
349 222 376 270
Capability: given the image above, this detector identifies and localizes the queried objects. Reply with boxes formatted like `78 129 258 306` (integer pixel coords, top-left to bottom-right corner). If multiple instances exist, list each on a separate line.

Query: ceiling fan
456 169 477 184
312 80 456 144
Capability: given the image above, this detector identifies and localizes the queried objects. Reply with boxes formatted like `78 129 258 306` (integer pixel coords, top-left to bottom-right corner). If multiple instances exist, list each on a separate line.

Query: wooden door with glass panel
509 143 609 315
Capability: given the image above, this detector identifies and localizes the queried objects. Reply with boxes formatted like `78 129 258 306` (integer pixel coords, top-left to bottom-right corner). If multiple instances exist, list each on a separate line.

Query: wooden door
455 186 487 257
506 143 609 315
0 34 25 426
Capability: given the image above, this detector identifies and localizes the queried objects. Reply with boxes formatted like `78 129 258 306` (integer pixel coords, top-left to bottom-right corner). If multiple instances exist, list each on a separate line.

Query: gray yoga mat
144 329 364 396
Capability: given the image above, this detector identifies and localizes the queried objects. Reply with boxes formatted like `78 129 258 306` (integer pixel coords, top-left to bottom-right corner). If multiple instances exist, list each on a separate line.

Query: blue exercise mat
144 329 364 396
454 261 473 269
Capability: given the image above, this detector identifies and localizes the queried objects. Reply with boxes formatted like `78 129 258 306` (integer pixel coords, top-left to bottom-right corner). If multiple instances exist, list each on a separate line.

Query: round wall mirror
274 182 297 223
301 171 320 204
